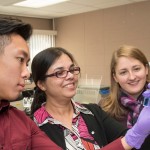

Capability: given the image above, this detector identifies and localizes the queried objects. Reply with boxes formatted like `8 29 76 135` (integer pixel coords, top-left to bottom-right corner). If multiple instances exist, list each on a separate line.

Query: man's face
0 34 30 100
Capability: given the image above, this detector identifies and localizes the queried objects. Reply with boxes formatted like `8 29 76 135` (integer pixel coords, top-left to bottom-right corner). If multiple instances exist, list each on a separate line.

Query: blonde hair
100 45 150 120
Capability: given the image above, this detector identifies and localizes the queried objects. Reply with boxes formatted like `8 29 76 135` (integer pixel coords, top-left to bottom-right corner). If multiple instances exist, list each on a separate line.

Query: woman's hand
143 83 150 106
124 105 150 149
143 83 150 98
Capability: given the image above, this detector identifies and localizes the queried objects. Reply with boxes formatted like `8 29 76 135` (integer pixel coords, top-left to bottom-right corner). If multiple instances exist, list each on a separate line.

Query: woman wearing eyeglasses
30 47 150 150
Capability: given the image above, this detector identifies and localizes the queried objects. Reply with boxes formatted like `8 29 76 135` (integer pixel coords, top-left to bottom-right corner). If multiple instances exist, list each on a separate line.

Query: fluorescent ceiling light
14 0 69 8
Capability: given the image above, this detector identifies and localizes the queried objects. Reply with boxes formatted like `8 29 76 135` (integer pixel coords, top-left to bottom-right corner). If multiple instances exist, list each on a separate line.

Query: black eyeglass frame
44 66 80 78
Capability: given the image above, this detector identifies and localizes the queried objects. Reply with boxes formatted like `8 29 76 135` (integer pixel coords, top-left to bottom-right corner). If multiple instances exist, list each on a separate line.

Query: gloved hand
125 104 150 149
143 83 150 98
143 83 150 106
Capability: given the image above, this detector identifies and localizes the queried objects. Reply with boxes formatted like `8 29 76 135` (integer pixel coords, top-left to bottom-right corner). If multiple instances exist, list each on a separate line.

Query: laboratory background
0 0 149 112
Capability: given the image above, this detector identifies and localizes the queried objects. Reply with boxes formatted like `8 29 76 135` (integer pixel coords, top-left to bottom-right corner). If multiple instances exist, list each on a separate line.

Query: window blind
28 29 57 71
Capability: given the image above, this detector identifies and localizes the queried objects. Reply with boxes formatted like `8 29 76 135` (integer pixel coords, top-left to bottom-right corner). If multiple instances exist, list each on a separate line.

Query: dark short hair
0 17 32 41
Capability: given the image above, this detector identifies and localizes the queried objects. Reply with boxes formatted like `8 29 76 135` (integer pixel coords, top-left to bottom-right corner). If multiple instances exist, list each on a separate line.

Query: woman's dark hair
31 47 76 117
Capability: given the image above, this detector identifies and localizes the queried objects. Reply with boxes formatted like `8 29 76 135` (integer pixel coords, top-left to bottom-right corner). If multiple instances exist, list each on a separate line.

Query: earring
42 88 46 91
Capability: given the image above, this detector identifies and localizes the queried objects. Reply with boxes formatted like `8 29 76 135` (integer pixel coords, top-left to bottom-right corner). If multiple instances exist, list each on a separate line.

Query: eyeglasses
44 67 80 78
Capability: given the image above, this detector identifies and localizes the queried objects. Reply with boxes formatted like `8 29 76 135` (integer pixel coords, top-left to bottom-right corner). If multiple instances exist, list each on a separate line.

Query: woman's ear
145 64 149 75
113 73 118 83
37 81 46 91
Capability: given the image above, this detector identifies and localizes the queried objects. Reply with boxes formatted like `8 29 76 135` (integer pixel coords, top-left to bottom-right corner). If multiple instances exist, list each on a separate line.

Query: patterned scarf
120 91 144 128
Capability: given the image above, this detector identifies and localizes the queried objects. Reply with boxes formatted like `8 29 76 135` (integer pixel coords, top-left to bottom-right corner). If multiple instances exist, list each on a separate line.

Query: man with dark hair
0 17 61 150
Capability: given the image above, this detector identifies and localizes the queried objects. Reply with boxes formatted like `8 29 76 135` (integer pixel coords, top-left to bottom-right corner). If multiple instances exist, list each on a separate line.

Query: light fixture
13 0 69 8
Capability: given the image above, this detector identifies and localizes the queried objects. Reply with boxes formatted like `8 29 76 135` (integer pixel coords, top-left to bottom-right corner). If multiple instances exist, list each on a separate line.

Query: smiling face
0 34 30 100
113 56 148 98
38 54 79 102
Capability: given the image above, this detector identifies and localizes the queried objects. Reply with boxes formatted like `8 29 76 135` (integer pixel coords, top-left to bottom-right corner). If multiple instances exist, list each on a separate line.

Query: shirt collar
71 99 93 115
34 99 93 125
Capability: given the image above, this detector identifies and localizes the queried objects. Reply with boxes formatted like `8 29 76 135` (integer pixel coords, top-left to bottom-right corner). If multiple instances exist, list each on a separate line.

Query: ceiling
0 0 147 19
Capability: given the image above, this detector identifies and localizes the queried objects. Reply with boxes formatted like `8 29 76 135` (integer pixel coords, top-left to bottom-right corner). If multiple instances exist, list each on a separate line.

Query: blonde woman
100 45 150 150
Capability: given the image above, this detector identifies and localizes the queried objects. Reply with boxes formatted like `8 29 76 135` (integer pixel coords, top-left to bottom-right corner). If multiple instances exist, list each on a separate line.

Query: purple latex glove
143 83 150 106
125 106 150 149
143 83 150 98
